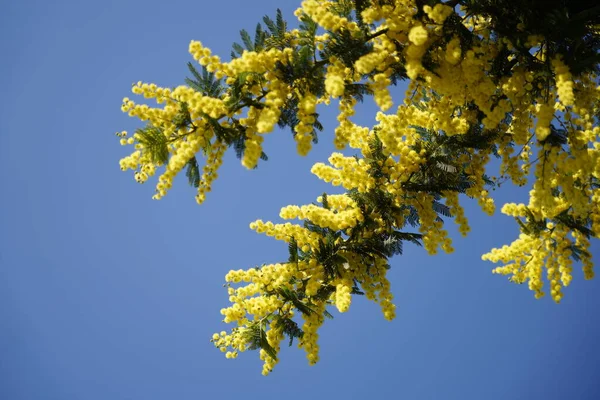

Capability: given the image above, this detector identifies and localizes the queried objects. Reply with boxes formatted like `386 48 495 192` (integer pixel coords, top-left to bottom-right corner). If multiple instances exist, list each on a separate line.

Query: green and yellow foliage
115 0 600 374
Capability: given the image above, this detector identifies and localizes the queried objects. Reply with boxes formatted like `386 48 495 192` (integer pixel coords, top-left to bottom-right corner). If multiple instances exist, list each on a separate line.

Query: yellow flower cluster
260 327 284 375
552 56 575 106
311 152 375 193
119 150 144 173
130 82 171 104
239 107 264 169
298 301 326 365
215 219 402 372
196 141 226 205
423 4 453 25
478 190 496 216
482 225 577 303
355 47 391 75
250 219 319 248
295 92 319 155
534 101 555 142
279 203 361 231
485 194 597 302
189 40 223 75
324 59 347 98
334 277 353 312
257 76 289 134
154 130 207 201
121 90 177 126
371 71 393 111
333 98 357 149
408 24 429 46
216 157 423 372
445 191 470 236
168 85 227 119
226 47 291 77
413 194 453 255
444 36 462 65
299 0 357 33
404 42 427 80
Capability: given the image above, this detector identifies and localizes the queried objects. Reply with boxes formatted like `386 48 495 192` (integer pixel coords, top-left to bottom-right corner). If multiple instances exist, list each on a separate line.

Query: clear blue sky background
1 1 599 399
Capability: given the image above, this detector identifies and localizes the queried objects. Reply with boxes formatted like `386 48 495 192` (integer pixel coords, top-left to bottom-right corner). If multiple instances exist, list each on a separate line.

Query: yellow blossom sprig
214 113 511 372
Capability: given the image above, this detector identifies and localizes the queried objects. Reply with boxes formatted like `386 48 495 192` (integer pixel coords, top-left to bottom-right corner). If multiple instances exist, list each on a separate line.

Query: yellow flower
408 25 428 46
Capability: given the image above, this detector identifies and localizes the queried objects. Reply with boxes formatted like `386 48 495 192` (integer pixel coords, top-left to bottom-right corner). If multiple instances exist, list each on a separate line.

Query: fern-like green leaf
288 237 299 264
136 125 169 165
276 9 286 36
185 157 200 188
185 62 223 97
262 16 275 35
277 286 315 316
274 316 304 347
321 193 330 210
241 322 278 361
432 201 453 218
240 29 254 51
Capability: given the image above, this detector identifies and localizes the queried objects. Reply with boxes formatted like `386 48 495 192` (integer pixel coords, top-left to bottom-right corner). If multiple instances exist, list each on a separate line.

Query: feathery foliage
135 126 169 165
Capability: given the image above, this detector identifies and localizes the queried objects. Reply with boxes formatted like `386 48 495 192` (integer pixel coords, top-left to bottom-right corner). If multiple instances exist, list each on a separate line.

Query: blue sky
1 1 599 399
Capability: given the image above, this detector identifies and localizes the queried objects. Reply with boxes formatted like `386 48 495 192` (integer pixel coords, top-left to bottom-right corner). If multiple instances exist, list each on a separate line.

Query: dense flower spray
115 0 600 374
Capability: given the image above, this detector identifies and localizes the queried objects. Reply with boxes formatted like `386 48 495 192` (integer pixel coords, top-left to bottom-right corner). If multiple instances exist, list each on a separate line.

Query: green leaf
322 29 373 70
254 23 266 50
241 321 278 361
185 157 200 188
568 244 589 262
263 15 276 35
288 237 299 264
353 0 371 26
321 193 330 210
274 316 304 347
312 284 336 302
185 62 223 97
276 9 286 36
515 217 531 235
391 231 423 247
240 29 254 51
136 125 169 165
277 286 316 316
432 201 453 218
171 102 192 130
343 83 374 103
231 42 245 58
299 14 318 37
